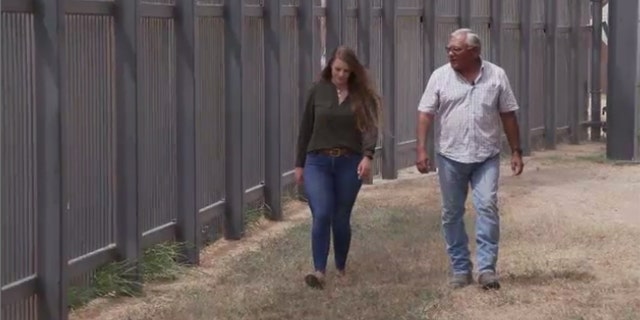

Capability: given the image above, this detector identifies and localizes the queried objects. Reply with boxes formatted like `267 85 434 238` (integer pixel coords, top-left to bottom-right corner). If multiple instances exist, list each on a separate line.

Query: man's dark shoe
449 273 473 289
478 271 500 290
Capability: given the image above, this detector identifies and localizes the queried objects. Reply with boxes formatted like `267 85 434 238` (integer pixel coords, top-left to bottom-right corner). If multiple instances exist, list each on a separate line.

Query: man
415 28 524 290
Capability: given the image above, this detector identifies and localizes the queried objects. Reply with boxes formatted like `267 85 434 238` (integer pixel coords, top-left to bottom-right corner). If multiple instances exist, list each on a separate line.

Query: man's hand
416 112 434 174
511 151 524 176
499 111 523 176
416 147 430 174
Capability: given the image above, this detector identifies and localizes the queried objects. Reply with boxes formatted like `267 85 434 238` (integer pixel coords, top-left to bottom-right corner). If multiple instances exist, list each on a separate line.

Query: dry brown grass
70 143 640 320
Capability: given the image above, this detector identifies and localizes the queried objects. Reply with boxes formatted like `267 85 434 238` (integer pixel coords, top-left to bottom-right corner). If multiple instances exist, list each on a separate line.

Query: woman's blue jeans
303 152 363 272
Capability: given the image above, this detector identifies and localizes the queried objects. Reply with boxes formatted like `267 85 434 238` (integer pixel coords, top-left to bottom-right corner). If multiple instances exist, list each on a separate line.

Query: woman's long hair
320 46 382 133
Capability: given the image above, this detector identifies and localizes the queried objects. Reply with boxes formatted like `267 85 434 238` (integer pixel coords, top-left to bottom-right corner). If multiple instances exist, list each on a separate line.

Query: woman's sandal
336 269 349 285
304 271 325 289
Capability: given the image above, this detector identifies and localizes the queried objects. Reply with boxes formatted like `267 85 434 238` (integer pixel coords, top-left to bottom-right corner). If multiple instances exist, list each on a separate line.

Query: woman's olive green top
295 80 379 168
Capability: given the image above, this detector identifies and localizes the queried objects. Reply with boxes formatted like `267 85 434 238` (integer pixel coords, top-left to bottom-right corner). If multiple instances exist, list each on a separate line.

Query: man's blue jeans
303 152 363 272
436 153 501 275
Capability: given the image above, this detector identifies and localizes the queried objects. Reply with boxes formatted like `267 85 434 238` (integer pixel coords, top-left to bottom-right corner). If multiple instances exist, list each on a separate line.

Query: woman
295 46 382 289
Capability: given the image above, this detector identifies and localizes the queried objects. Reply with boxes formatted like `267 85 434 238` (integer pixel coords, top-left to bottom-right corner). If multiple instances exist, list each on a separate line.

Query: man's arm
416 72 439 173
416 71 439 152
417 112 435 152
500 111 521 154
498 70 521 154
497 70 524 175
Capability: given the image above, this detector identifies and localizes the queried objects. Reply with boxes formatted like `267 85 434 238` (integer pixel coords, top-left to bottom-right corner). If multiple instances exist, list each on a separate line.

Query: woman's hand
295 167 304 185
357 157 372 180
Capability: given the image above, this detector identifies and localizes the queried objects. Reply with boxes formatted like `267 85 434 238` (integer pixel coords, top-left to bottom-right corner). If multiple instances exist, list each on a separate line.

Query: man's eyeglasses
445 46 476 54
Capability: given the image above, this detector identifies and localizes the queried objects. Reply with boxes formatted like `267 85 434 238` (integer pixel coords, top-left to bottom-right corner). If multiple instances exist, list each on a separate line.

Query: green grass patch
68 242 187 310
244 202 268 227
140 242 185 282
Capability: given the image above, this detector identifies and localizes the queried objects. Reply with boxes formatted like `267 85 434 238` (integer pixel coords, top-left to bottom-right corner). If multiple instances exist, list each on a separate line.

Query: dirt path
70 143 640 320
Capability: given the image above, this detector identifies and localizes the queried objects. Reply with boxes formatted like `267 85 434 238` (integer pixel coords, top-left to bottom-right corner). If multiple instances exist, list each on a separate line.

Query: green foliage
244 202 269 227
68 242 187 310
141 242 185 282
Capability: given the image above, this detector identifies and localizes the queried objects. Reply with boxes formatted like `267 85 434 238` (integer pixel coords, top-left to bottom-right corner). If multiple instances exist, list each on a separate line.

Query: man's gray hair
450 28 482 50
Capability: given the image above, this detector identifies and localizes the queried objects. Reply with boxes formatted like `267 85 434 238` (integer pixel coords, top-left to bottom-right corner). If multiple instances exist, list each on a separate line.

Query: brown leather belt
315 147 352 157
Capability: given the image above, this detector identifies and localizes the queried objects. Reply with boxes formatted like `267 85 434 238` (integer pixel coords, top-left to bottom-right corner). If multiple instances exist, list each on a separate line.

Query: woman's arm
362 98 379 159
295 86 316 168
